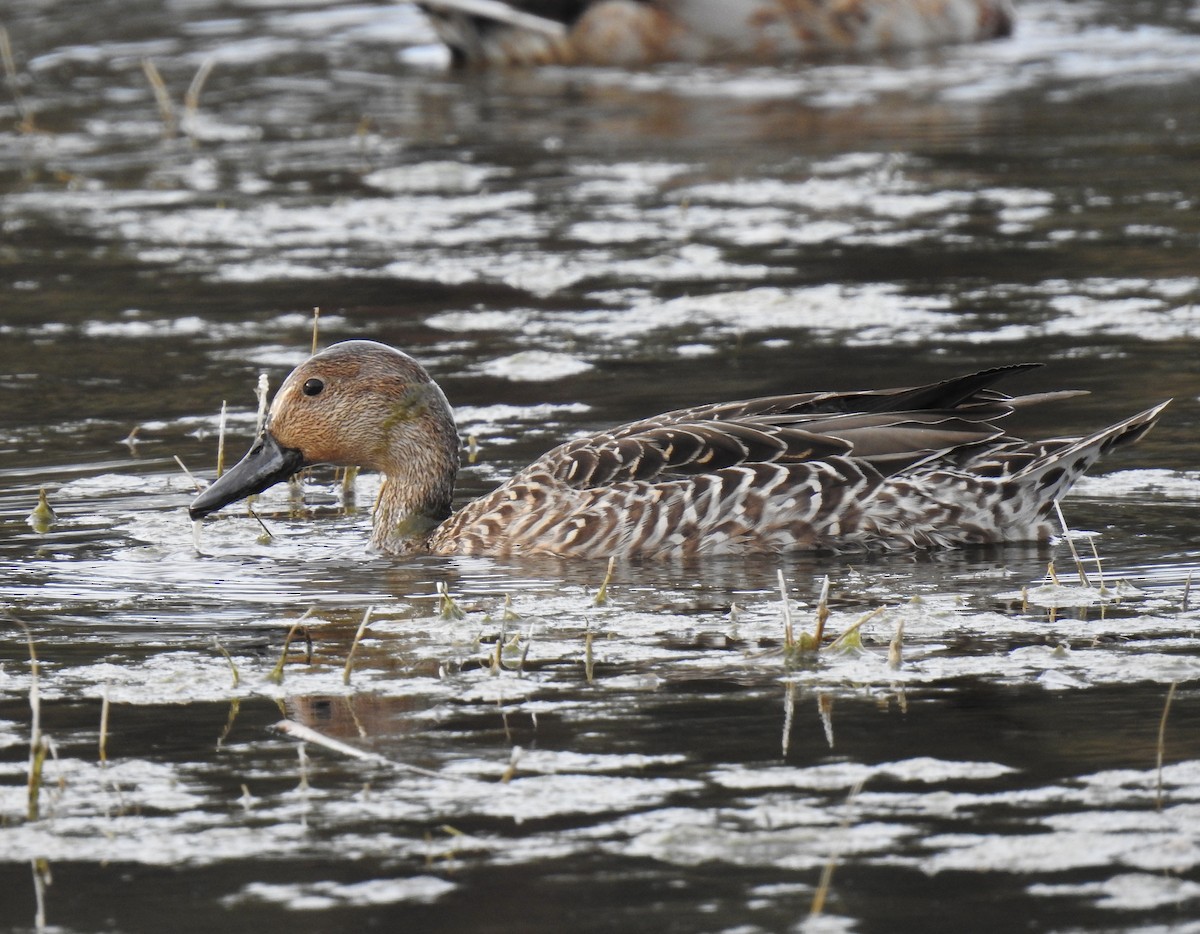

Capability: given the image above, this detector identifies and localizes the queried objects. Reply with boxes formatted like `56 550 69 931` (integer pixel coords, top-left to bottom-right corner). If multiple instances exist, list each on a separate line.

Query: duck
189 339 1168 559
415 0 1015 67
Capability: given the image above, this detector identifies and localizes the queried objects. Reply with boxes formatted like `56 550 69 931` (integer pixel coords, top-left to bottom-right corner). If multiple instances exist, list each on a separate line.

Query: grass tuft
27 487 56 533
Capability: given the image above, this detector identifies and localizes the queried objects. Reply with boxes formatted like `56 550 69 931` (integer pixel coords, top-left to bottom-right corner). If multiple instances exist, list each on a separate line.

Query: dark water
2 1 1200 931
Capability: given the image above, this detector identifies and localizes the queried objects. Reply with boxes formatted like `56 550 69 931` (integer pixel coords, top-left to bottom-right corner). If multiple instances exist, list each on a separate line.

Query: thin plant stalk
1156 681 1178 811
777 569 794 648
174 455 203 493
1054 501 1090 587
887 617 905 670
813 575 831 646
1 27 34 132
342 606 374 686
216 400 228 477
274 719 443 777
269 608 315 685
825 606 886 652
254 373 270 435
809 777 867 918
594 556 615 606
213 637 240 688
780 681 795 758
182 56 214 139
15 621 43 821
140 58 176 137
99 685 110 764
311 307 320 356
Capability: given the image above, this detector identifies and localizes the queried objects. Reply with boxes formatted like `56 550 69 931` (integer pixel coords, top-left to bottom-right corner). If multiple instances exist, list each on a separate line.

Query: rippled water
2 1 1200 932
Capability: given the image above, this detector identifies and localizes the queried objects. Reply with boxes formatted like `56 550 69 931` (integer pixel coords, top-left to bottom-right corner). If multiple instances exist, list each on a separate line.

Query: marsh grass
311 307 321 355
438 581 466 620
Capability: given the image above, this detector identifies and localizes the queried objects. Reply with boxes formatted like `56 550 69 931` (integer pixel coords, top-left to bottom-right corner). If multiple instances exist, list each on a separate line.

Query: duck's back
425 365 1167 559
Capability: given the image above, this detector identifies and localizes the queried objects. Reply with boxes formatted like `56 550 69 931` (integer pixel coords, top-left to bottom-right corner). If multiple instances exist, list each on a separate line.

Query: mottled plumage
416 0 1015 67
189 340 1168 560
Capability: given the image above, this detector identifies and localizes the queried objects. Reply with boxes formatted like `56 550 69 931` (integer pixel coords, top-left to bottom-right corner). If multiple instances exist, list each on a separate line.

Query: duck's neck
370 475 454 555
368 407 460 555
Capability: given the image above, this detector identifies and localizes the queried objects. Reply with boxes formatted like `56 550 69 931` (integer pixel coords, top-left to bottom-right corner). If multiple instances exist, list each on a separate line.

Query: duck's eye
302 378 325 397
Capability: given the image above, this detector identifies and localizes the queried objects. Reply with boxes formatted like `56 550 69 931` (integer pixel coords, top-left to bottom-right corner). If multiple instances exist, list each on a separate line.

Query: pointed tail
1014 400 1171 506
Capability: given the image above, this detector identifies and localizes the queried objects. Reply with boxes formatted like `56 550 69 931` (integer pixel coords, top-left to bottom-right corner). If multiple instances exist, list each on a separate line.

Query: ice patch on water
477 351 593 381
223 876 456 909
363 161 509 194
1029 873 1200 911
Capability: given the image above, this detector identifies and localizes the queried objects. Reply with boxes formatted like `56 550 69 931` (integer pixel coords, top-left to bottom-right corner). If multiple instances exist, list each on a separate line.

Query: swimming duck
189 340 1167 559
416 0 1015 67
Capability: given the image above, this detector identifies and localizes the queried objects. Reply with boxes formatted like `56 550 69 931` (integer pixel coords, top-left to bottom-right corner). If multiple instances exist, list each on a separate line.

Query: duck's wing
525 366 1061 492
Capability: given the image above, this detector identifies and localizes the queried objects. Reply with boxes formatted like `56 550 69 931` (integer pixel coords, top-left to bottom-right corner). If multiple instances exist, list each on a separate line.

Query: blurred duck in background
414 0 1015 67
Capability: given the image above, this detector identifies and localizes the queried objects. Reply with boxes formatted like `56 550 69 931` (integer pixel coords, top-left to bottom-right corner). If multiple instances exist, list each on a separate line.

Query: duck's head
188 340 460 524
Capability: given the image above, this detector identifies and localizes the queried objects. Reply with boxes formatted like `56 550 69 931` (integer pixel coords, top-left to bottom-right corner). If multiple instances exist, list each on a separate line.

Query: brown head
189 340 460 537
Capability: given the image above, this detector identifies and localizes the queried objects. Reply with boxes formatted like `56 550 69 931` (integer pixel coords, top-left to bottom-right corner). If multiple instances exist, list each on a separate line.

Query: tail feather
1014 400 1171 507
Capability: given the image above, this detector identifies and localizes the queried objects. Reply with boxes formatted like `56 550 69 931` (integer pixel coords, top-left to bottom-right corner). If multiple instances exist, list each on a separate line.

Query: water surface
2 1 1200 931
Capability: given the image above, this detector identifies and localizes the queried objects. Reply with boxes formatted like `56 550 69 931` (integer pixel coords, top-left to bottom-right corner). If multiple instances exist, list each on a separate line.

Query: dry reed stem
140 58 176 137
1156 681 1178 811
809 776 867 918
213 636 240 688
269 608 315 684
594 556 615 606
887 617 905 670
813 575 831 646
1054 501 1090 586
254 373 270 435
342 606 373 685
1087 537 1107 595
500 745 523 783
777 569 794 648
98 685 110 764
311 307 320 356
825 606 885 652
183 56 214 139
174 455 203 493
780 681 796 758
14 621 44 821
216 400 228 477
275 719 445 777
1 27 35 132
584 625 595 683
